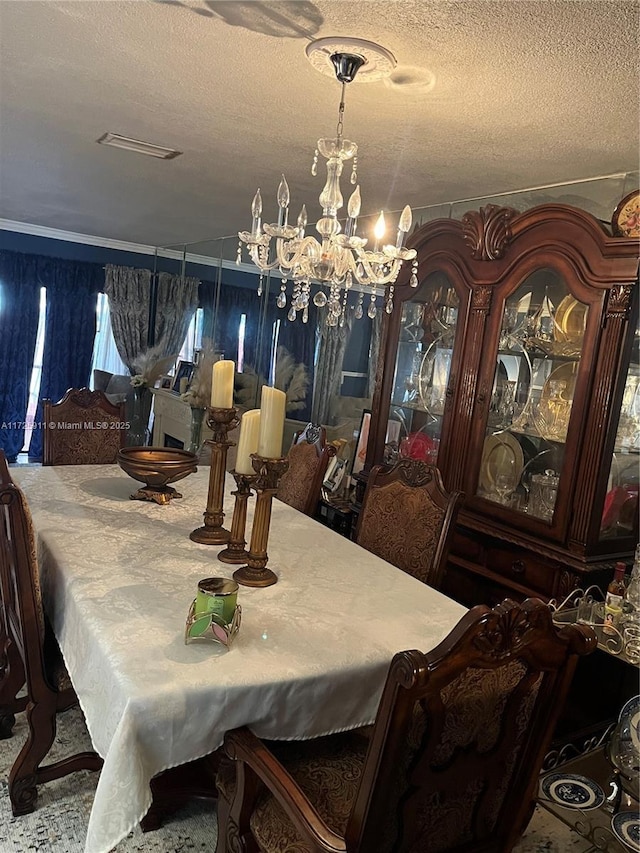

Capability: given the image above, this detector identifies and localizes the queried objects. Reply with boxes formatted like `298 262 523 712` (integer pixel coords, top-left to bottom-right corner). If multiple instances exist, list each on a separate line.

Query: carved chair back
42 387 126 465
355 459 463 589
276 423 335 517
218 598 596 853
345 598 596 853
0 450 101 814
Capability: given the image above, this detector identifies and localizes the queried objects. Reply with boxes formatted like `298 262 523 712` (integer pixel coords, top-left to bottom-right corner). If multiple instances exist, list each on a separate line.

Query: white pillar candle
235 409 261 475
210 360 235 408
257 386 286 458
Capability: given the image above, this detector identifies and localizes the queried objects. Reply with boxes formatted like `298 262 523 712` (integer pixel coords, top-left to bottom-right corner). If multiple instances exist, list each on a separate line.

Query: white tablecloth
13 465 466 853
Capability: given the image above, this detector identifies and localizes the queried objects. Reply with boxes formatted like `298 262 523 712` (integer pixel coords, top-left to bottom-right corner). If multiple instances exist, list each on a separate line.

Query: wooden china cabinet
365 203 640 608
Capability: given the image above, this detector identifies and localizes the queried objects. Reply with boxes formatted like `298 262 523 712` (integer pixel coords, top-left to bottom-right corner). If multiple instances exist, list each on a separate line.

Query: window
237 313 246 372
90 292 127 379
178 307 204 365
269 319 281 386
23 287 47 452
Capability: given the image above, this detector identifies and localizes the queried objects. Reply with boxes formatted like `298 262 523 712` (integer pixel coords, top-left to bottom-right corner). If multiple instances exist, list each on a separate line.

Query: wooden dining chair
42 387 127 465
0 451 102 815
216 598 596 853
276 423 335 517
355 458 463 589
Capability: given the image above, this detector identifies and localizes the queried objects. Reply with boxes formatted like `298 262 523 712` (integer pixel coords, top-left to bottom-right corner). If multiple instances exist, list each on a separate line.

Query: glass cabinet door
477 269 586 521
600 317 639 543
389 272 459 464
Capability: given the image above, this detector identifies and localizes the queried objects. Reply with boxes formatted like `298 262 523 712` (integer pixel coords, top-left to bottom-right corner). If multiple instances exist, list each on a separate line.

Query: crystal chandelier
237 38 418 326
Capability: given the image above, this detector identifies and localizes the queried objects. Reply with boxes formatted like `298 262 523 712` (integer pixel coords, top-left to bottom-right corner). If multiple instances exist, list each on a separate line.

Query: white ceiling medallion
305 37 397 82
96 132 182 160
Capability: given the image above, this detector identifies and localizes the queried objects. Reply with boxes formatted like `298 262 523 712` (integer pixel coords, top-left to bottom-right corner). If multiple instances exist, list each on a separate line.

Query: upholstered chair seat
217 730 368 851
356 458 463 589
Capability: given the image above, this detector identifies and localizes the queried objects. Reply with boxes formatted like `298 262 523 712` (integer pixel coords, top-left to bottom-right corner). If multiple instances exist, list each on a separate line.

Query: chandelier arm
275 236 322 275
352 253 403 287
248 244 282 273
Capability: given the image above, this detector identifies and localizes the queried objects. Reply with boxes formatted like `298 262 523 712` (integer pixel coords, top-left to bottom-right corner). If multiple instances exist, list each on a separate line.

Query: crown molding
0 218 259 275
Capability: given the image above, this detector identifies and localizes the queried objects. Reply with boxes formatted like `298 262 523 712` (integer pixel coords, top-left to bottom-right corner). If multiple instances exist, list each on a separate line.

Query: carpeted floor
0 705 590 853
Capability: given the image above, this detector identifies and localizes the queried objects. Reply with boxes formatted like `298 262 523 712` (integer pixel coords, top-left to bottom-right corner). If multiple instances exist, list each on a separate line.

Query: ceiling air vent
96 132 182 160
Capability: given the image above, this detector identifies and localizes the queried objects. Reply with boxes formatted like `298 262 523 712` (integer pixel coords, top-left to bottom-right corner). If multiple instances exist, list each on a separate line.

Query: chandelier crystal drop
237 40 419 325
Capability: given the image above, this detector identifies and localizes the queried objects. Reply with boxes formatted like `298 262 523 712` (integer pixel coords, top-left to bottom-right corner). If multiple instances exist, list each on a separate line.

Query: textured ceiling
0 0 638 253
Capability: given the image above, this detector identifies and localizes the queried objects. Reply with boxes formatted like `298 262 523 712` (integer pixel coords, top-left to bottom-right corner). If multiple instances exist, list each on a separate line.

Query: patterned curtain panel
0 252 41 461
154 272 200 357
367 311 383 399
104 265 152 373
28 257 103 460
311 308 353 425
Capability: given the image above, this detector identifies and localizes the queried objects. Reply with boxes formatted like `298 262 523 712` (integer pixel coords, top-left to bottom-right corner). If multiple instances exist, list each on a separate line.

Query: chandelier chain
335 81 347 141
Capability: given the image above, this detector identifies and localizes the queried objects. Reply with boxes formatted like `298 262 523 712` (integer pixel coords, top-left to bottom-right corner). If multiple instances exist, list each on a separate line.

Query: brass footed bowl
117 447 198 504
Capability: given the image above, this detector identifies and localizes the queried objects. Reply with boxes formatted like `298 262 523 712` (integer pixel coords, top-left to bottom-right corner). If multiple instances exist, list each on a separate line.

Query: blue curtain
202 280 263 369
276 306 317 422
0 253 41 461
28 257 103 459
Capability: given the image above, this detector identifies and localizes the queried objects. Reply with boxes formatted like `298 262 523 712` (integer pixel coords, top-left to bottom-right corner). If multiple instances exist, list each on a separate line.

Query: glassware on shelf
401 303 425 342
623 624 640 664
418 345 452 415
527 290 557 342
529 469 560 520
536 379 571 440
478 434 522 505
497 381 516 428
402 349 423 405
618 375 640 449
623 545 640 622
499 304 519 350
494 470 515 505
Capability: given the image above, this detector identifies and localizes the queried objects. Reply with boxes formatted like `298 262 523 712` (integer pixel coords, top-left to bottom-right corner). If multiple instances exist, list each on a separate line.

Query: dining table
12 464 467 853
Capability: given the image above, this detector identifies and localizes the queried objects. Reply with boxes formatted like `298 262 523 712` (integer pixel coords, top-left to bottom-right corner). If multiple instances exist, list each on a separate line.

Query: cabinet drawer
484 545 553 597
450 531 485 563
451 526 557 600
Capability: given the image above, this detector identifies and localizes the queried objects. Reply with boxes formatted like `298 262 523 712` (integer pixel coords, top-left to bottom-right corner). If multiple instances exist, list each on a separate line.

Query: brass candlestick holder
217 471 255 564
233 454 289 588
190 406 240 545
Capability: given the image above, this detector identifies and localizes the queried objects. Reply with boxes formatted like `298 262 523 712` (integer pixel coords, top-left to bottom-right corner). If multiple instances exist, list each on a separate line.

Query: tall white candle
210 360 235 408
235 409 261 474
257 386 286 458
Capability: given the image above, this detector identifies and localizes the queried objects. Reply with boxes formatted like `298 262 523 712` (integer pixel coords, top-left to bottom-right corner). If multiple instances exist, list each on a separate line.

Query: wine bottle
604 561 627 635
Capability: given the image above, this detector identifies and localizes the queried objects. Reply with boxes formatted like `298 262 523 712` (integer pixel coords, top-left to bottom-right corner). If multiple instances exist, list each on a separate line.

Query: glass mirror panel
478 269 587 521
390 271 458 465
600 319 639 542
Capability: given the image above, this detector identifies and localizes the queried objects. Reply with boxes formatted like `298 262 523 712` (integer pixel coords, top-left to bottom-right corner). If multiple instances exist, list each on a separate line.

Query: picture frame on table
323 456 347 494
172 360 195 393
158 374 173 390
351 409 371 477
